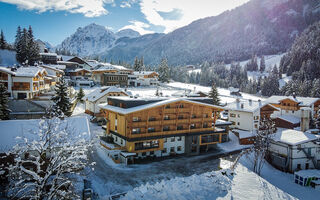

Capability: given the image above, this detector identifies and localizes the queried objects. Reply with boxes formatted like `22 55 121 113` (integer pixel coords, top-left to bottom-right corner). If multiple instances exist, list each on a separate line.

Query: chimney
293 92 296 99
301 108 310 132
249 99 252 106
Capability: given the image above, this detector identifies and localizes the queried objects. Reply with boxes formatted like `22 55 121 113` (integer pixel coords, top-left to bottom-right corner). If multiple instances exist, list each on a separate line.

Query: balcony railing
12 87 30 91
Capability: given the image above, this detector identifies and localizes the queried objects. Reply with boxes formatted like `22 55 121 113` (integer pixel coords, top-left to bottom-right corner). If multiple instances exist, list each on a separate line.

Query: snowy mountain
56 23 142 57
116 29 140 39
56 23 117 57
36 39 54 52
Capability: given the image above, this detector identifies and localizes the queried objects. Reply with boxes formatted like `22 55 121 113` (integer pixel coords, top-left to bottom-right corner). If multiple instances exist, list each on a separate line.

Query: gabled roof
99 98 224 115
92 63 131 72
276 115 300 124
14 66 46 77
266 95 320 107
41 64 64 73
272 129 318 145
224 99 279 113
84 86 128 102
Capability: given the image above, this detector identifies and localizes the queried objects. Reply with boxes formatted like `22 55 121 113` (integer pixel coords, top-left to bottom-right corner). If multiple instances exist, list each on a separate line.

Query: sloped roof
272 129 318 145
0 66 16 75
0 116 91 152
14 66 46 77
133 71 158 76
276 115 300 124
266 95 320 106
99 98 224 115
224 99 278 113
84 86 128 102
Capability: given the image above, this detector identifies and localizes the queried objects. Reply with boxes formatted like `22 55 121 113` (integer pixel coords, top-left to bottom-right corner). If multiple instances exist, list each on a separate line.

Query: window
171 137 175 142
203 123 208 128
231 121 235 125
230 113 236 117
237 122 240 125
177 125 183 130
148 127 156 133
163 126 170 131
121 139 123 145
179 104 184 108
254 116 259 120
150 151 154 155
165 105 170 109
283 103 286 106
133 117 141 122
288 103 290 106
142 152 146 156
192 136 198 144
286 110 289 113
162 148 167 153
115 137 118 142
237 114 240 117
177 146 182 151
254 124 258 129
190 124 196 129
135 140 159 151
149 116 156 121
170 147 175 153
292 111 294 114
192 114 196 118
177 136 182 141
297 164 301 169
164 138 167 143
132 128 141 134
164 115 170 120
306 163 309 169
178 115 184 119
203 114 208 118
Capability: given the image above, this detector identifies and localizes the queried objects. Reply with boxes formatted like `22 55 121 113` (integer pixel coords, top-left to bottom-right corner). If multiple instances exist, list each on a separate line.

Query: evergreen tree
77 87 85 101
15 26 40 65
311 79 320 97
261 75 279 97
209 82 220 105
51 77 72 117
0 84 11 120
260 55 265 72
133 57 141 71
158 58 170 83
315 107 320 129
0 30 8 49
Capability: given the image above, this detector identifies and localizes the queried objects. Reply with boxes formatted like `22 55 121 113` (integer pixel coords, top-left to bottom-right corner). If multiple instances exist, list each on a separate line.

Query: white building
224 99 278 132
128 71 159 87
83 86 129 116
269 129 320 173
266 95 320 119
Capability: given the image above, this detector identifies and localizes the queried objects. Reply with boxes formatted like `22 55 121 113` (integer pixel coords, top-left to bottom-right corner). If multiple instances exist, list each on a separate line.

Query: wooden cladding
12 82 30 91
0 72 8 80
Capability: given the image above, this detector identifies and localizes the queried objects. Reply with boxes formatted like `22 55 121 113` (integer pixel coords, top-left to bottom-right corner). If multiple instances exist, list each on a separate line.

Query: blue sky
0 0 249 46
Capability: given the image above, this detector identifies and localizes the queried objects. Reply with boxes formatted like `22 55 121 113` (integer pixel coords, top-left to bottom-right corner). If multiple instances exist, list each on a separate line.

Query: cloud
0 0 115 17
119 20 154 35
119 0 137 8
140 0 250 33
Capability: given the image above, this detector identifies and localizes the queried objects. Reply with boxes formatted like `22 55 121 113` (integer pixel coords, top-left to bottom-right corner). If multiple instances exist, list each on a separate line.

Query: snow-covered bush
6 114 92 200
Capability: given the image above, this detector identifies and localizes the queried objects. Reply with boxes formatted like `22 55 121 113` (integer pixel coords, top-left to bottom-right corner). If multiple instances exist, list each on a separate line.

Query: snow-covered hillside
116 29 140 39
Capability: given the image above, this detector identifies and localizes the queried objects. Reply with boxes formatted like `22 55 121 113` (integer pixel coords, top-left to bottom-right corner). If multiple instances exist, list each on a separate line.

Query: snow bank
120 163 295 200
121 169 232 200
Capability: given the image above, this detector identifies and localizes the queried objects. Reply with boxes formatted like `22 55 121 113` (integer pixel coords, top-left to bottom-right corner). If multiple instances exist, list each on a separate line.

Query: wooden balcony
12 86 30 91
0 77 8 81
128 127 224 139
164 108 176 113
162 119 176 125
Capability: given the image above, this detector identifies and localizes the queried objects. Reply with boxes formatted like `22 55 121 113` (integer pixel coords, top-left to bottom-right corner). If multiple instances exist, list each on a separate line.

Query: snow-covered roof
272 129 318 145
266 95 320 107
84 86 128 102
295 170 320 178
229 87 240 93
99 98 224 115
233 129 256 139
14 66 46 77
276 115 300 124
0 116 91 152
41 64 64 73
92 63 131 72
0 66 16 75
39 52 57 56
67 68 91 73
133 71 158 76
224 99 278 113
